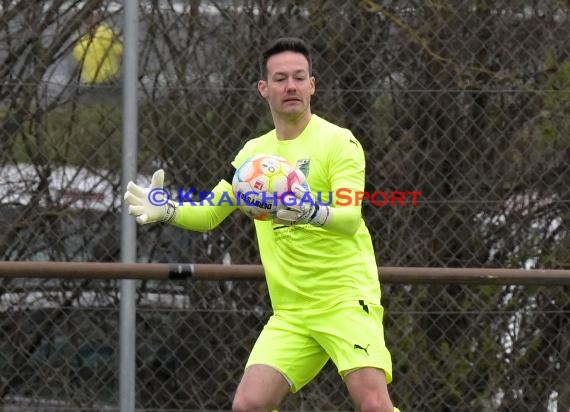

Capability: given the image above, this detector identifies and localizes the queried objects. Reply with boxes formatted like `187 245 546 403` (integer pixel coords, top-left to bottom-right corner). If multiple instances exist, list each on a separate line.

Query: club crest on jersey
296 159 310 178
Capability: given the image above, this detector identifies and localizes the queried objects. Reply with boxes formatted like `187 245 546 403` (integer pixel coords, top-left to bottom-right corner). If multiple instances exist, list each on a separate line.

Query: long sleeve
171 179 236 232
321 131 367 236
322 204 362 236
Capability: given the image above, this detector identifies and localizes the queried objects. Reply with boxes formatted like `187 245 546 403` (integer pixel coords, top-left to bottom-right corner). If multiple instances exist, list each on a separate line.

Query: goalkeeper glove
124 169 177 225
275 183 331 226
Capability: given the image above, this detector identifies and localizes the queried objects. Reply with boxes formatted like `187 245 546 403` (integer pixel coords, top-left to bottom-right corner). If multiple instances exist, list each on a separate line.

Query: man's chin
279 105 305 115
280 110 305 119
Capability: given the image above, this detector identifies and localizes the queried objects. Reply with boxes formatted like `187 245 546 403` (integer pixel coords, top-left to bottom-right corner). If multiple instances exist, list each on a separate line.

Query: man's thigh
233 364 291 411
344 367 395 412
245 312 330 392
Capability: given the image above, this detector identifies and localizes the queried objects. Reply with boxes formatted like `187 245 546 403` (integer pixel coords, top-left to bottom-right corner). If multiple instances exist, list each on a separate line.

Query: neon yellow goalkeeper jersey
231 114 381 311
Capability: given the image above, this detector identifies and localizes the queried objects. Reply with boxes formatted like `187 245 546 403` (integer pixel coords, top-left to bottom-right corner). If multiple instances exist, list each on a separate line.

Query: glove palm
124 169 177 224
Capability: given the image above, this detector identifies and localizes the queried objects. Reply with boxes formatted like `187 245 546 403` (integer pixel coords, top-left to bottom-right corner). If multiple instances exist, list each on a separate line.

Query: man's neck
273 111 312 140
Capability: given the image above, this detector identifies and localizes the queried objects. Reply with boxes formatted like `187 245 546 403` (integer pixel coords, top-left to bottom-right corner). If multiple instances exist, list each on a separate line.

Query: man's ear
310 76 316 95
258 79 268 98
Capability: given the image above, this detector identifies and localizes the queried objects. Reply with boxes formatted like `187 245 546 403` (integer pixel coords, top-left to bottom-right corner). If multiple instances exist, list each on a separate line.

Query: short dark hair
259 37 312 79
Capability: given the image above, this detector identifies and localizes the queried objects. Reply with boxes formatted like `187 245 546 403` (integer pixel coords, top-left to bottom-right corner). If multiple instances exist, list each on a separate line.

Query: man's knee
231 394 252 412
232 387 283 412
357 396 394 412
232 392 268 412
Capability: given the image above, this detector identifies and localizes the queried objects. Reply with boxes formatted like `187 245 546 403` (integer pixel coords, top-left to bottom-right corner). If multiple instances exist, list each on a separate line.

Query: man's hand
124 169 177 225
275 183 331 226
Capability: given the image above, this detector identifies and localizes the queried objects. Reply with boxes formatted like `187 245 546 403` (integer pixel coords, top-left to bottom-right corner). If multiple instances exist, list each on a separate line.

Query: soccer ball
232 154 305 220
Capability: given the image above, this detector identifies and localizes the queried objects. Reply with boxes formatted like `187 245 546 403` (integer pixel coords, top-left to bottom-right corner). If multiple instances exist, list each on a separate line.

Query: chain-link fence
1 1 569 411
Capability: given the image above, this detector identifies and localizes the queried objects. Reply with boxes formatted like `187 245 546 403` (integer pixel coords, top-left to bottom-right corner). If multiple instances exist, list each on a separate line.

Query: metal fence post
120 0 139 411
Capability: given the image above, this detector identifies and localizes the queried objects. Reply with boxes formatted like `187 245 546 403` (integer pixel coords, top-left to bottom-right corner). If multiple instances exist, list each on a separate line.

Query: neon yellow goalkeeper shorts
245 300 393 392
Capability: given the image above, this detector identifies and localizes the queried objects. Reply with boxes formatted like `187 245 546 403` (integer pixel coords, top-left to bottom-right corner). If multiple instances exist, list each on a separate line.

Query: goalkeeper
124 37 400 412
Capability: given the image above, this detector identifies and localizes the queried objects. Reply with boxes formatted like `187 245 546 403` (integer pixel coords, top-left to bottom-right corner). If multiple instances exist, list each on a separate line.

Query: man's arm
124 169 236 232
170 179 236 232
276 132 365 236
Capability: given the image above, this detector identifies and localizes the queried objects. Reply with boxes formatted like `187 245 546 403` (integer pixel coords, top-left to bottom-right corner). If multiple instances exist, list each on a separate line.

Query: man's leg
233 312 329 412
232 364 291 412
344 367 395 412
308 302 396 411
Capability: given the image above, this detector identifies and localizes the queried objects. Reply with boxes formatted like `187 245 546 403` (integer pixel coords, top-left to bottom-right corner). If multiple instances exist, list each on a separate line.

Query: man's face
258 51 315 118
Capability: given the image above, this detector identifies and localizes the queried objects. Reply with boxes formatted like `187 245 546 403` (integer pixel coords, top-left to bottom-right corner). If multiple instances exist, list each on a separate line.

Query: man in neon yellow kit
125 37 400 412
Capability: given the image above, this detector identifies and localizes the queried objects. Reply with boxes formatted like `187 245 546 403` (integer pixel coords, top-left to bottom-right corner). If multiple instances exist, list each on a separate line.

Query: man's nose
285 77 297 91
